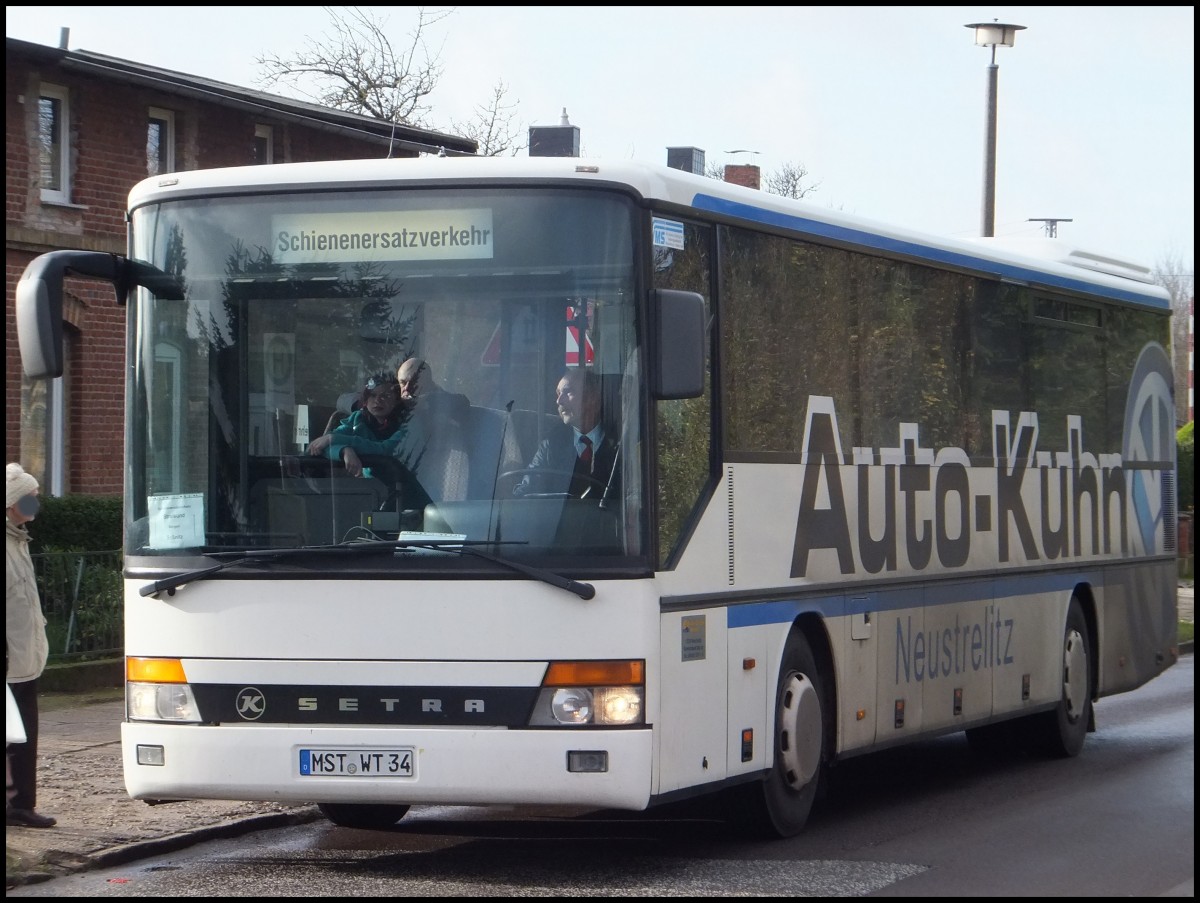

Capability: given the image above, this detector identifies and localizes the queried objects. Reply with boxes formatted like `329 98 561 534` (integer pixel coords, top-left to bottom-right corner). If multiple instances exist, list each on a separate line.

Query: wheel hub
778 673 822 789
1062 628 1087 722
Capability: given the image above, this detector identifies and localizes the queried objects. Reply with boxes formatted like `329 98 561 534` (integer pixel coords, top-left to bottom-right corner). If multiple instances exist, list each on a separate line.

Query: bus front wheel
317 802 410 830
734 631 828 838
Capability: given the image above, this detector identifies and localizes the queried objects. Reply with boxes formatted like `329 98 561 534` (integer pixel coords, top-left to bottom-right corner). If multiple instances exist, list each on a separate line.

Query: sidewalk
6 696 321 888
6 583 1195 889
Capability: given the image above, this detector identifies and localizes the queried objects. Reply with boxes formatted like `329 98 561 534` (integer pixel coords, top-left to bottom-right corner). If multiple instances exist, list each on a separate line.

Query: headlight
127 681 201 722
594 686 642 725
529 660 645 726
550 687 594 723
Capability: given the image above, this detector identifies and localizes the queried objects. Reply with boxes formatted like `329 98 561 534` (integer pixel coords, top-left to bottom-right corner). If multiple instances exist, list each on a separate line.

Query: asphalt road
8 654 1192 897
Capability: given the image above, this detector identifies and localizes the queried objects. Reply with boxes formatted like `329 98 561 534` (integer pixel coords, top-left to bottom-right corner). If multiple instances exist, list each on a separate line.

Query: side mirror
651 289 706 400
15 251 120 378
16 251 184 379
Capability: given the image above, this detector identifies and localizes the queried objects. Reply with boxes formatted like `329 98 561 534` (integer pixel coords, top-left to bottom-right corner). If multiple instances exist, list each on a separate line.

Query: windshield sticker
652 217 685 250
148 493 205 549
273 209 494 264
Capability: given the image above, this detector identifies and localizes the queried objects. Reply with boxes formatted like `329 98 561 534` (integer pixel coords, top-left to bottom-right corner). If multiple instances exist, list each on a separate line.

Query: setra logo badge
235 687 267 721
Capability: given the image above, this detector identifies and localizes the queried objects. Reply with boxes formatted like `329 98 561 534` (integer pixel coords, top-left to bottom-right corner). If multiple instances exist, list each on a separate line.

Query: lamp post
966 20 1025 238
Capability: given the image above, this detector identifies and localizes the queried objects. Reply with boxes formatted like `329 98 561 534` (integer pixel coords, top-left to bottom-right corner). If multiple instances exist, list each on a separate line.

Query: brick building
5 35 475 497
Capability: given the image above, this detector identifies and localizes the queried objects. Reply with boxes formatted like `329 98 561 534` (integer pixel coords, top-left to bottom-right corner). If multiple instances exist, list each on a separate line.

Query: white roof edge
971 237 1156 285
128 157 1169 303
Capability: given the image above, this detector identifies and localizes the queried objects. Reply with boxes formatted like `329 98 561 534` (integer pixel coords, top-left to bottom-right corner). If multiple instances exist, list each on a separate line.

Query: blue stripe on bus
726 569 1103 628
690 194 1169 311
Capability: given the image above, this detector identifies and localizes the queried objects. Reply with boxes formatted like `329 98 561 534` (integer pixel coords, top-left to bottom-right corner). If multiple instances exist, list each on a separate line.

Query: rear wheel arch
1071 581 1100 706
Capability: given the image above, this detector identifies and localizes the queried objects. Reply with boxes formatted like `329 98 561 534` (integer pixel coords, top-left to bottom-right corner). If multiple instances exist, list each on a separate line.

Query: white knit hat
6 463 39 509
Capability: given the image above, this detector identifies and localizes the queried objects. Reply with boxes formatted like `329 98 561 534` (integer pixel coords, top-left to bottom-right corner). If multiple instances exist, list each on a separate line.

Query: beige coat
6 517 48 683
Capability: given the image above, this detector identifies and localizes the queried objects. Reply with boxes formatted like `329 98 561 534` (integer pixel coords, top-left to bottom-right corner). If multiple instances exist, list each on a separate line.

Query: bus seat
321 391 361 435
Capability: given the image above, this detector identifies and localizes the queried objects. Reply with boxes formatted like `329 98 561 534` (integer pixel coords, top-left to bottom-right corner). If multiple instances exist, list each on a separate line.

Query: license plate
299 748 415 777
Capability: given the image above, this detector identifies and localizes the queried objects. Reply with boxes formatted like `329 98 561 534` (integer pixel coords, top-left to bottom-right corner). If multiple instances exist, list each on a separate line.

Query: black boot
6 807 57 828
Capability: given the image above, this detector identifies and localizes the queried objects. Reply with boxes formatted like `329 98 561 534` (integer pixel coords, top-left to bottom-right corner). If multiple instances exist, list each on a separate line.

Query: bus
16 156 1180 837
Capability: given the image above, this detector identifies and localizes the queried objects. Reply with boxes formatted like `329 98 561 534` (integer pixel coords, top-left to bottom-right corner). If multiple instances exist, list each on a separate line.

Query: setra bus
16 155 1179 836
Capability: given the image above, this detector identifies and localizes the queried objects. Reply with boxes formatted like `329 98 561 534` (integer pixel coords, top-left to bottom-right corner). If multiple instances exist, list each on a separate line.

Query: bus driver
513 368 618 500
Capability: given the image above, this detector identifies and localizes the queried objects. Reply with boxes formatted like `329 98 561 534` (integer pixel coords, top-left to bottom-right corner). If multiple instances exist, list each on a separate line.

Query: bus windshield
124 187 645 568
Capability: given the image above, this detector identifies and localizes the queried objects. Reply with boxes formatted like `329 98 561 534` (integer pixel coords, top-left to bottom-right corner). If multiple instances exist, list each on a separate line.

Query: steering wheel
499 468 608 499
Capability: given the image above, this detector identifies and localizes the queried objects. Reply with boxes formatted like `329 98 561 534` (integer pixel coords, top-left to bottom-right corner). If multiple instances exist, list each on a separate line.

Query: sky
6 6 1194 278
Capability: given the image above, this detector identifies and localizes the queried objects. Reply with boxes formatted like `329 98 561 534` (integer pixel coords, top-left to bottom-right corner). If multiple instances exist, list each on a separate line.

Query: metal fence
31 549 123 663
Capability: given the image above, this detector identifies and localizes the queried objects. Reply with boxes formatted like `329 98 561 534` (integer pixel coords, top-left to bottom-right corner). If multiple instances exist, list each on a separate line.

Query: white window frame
38 83 71 204
254 123 275 165
147 106 176 176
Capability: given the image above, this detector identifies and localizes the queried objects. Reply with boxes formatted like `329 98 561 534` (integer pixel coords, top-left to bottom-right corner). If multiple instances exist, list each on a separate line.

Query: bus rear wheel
317 802 411 830
1028 596 1093 758
733 631 828 838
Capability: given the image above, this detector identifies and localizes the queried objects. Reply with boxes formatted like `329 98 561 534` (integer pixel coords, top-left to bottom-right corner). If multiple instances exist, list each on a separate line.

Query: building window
38 83 70 203
147 107 175 176
253 123 275 165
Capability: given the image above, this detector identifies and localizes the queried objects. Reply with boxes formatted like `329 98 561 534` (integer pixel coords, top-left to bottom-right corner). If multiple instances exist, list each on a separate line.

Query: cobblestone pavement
5 696 319 888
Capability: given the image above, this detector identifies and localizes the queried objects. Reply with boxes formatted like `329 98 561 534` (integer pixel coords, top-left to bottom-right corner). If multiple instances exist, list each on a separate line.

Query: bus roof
129 156 1171 312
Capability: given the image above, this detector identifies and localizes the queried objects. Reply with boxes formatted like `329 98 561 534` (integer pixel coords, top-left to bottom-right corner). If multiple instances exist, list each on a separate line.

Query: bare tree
256 6 451 128
1154 252 1196 424
449 79 524 157
257 7 522 155
763 161 820 200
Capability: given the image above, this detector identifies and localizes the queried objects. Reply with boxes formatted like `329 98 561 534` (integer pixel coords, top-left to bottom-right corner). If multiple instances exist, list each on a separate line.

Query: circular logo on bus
235 687 267 721
1121 342 1175 555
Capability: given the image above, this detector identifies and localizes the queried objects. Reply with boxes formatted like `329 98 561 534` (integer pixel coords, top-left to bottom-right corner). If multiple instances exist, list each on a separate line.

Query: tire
1028 596 1093 758
317 802 410 830
731 631 829 838
1036 595 1094 758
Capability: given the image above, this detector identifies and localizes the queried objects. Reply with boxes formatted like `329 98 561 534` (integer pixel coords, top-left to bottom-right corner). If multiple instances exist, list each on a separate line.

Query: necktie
579 435 593 470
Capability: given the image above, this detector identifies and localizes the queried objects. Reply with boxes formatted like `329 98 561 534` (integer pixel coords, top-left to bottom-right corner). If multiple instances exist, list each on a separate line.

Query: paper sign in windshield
148 493 205 549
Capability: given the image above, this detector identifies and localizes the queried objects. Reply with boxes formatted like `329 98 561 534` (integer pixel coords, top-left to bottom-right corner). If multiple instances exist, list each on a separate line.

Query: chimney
529 108 580 158
666 147 706 175
723 164 761 190
59 27 70 50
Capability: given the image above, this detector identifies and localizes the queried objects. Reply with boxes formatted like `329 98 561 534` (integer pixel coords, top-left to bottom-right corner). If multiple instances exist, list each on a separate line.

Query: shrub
1179 421 1194 514
28 494 122 553
35 549 123 660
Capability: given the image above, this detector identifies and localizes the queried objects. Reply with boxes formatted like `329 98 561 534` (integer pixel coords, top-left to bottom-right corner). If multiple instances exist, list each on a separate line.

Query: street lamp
966 20 1025 238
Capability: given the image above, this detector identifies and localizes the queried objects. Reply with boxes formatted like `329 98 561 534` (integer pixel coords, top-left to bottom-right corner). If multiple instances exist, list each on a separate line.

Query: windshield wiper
138 541 400 598
139 539 595 601
400 541 595 600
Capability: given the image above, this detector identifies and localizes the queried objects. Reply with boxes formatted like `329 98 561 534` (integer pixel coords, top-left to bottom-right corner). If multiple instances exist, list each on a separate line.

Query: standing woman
6 463 55 828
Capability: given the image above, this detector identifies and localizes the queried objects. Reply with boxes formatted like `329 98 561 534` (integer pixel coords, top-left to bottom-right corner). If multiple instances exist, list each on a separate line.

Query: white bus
17 156 1180 836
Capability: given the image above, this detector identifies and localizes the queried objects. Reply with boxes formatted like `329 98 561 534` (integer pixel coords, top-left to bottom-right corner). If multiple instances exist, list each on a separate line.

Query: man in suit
514 368 619 501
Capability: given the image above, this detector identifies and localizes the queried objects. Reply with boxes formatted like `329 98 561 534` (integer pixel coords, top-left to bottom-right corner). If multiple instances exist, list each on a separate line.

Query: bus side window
651 221 714 569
